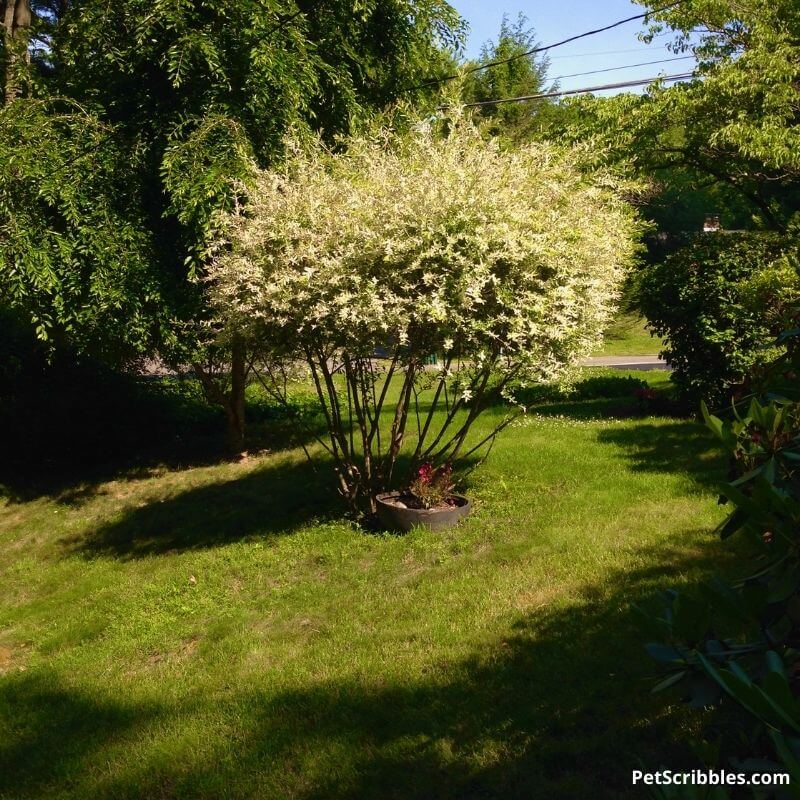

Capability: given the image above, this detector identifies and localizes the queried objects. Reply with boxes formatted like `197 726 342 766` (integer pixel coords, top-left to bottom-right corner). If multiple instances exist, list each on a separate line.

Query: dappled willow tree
209 118 642 513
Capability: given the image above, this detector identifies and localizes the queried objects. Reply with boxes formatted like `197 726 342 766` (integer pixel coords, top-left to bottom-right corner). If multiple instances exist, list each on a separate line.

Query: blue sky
449 0 695 96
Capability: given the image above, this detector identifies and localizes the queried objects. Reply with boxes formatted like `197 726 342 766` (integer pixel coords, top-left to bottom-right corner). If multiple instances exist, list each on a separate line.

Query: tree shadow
63 457 341 560
0 373 327 505
1 416 332 507
237 541 732 800
0 536 735 799
56 433 488 558
595 421 725 492
0 671 161 799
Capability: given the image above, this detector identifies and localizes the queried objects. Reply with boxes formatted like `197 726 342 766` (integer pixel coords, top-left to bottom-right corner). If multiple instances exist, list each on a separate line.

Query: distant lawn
0 371 731 800
594 313 662 357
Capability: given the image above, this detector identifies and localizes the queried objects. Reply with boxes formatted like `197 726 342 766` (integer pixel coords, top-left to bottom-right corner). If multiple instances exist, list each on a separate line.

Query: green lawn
0 372 731 800
594 313 663 357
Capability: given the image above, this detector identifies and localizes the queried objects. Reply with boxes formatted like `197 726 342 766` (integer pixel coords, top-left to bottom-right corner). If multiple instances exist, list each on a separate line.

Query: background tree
548 0 800 232
639 0 800 184
0 100 167 363
0 0 465 452
462 14 553 140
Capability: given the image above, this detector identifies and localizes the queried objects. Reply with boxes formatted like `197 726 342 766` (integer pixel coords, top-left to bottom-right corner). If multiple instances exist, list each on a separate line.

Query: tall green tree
640 0 800 181
1 2 170 371
545 0 800 231
0 0 465 450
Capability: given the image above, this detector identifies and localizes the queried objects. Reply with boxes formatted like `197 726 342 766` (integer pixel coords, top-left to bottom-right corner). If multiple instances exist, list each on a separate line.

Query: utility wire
549 44 671 60
552 54 694 81
547 28 702 60
265 8 306 37
407 0 686 92
448 71 695 109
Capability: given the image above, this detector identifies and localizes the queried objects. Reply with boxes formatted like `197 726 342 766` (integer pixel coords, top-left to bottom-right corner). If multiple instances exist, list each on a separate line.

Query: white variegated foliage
211 120 640 376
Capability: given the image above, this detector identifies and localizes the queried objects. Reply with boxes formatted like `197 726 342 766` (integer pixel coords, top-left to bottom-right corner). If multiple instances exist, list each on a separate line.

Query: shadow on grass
0 374 327 505
245 552 711 800
63 448 486 559
62 457 341 559
1 417 330 507
3 366 683 507
595 421 724 492
0 536 734 800
0 673 160 798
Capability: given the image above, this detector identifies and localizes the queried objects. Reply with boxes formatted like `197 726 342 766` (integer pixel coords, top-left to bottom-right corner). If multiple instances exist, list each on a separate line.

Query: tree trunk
193 340 248 455
2 0 32 105
227 336 246 453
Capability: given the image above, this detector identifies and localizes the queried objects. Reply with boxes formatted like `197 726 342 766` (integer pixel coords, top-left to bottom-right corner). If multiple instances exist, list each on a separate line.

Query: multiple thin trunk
253 346 524 515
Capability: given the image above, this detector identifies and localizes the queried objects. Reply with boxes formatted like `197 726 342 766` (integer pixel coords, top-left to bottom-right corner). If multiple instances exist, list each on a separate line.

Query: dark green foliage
55 0 462 154
513 370 650 406
640 337 800 793
0 100 171 363
572 372 651 400
0 322 322 493
636 233 800 406
642 169 756 237
50 0 464 283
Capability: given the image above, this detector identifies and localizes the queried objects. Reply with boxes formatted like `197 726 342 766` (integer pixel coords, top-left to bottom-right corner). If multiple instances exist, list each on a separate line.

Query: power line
265 8 306 37
449 71 695 109
552 54 694 82
547 28 702 60
407 0 686 92
549 45 671 60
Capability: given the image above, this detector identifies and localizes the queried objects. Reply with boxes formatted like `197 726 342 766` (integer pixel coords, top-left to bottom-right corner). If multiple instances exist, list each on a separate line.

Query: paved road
142 354 670 377
581 354 668 371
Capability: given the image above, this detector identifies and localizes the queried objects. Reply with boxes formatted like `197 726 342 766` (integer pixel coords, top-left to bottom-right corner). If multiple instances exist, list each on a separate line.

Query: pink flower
417 463 434 484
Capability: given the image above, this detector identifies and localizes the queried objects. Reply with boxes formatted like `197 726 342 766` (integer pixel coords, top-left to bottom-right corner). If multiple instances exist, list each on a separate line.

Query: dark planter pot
375 492 471 533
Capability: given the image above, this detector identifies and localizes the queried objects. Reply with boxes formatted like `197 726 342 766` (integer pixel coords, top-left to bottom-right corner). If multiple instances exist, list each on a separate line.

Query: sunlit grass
595 313 663 357
0 370 731 799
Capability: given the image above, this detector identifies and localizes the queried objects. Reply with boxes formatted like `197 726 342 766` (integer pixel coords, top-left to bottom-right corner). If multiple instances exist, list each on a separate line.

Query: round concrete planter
375 492 471 533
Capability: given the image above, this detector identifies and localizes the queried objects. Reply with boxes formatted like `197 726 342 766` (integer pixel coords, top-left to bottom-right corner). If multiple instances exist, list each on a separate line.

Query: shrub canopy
637 232 800 406
211 119 642 381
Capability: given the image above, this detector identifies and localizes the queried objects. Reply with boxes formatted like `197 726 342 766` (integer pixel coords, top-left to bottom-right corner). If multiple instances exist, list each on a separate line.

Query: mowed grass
0 371 731 800
594 313 663 357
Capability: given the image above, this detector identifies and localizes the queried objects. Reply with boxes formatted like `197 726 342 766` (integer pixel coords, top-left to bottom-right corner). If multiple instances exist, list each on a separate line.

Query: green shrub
636 233 800 407
512 369 650 406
